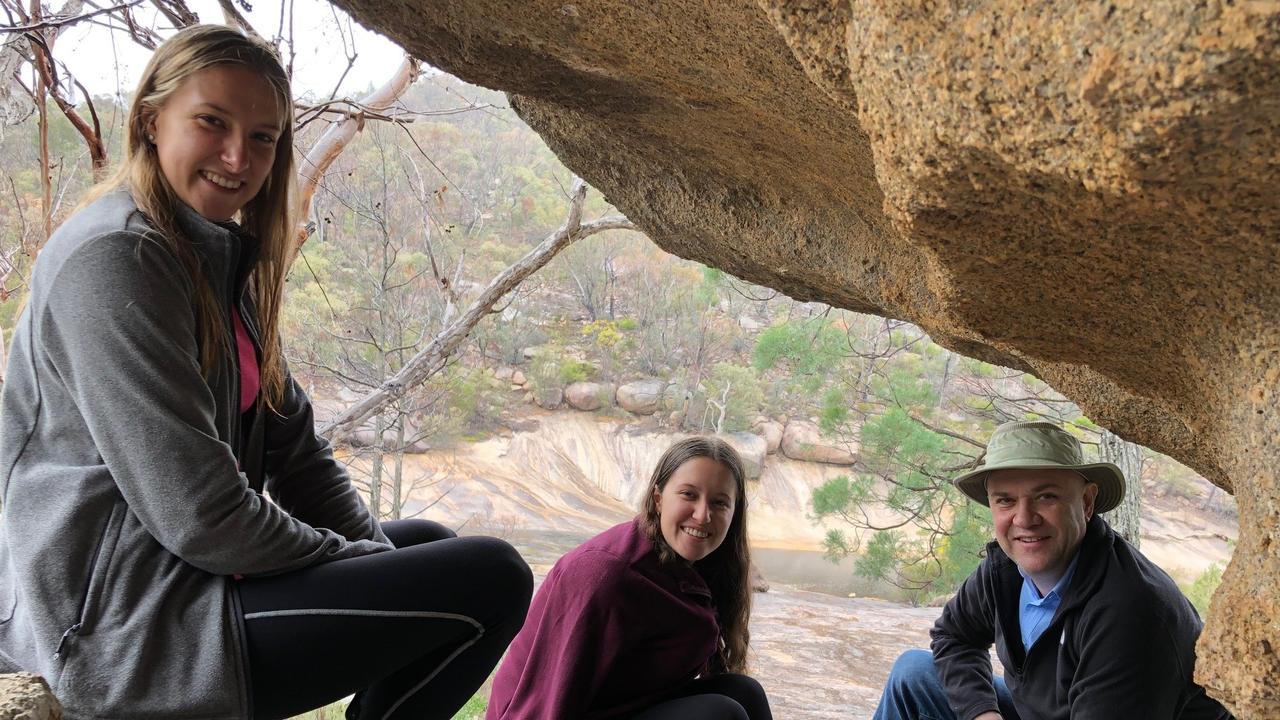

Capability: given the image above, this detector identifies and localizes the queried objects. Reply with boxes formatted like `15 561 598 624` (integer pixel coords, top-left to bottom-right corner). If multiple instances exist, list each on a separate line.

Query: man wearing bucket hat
872 420 1232 720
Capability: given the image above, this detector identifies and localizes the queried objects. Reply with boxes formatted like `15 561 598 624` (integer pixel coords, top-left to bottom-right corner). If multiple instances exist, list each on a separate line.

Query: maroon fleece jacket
487 520 720 719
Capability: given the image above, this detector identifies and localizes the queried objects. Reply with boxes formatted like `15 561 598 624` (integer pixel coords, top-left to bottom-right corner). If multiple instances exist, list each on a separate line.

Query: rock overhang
332 1 1280 716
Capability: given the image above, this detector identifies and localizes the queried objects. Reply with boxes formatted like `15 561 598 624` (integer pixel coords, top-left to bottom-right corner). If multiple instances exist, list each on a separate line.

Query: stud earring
146 134 155 143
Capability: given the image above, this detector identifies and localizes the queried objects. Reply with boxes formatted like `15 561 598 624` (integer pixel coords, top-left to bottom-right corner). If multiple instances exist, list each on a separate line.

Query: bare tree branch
319 178 636 440
1 1 140 33
293 55 420 255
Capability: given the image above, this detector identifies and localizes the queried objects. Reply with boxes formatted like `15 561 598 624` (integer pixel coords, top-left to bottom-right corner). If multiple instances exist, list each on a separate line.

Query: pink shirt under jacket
486 519 720 720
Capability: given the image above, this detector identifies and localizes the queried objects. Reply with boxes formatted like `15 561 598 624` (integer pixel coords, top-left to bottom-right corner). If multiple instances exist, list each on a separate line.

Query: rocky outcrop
332 2 1279 714
722 431 767 480
781 421 856 466
534 387 564 410
564 381 605 411
0 673 60 719
616 379 666 415
753 419 784 455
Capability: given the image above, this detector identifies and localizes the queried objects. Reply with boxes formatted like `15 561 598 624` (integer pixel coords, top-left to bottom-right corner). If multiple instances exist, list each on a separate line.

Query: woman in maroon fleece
487 436 773 720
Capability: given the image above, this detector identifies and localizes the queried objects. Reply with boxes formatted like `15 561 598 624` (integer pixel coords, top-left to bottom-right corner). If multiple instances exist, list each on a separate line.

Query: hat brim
954 461 1127 514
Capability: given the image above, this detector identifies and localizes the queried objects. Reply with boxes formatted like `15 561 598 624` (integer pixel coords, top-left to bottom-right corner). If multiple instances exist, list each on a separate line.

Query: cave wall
333 1 1280 715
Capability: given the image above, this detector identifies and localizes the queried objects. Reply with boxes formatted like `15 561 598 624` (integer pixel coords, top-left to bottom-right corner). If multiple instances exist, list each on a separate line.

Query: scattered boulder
781 421 856 465
752 419 784 454
722 431 767 480
520 346 545 361
534 387 564 410
662 383 688 412
750 563 770 593
565 382 604 411
0 673 61 719
511 370 527 387
494 366 515 382
617 379 666 415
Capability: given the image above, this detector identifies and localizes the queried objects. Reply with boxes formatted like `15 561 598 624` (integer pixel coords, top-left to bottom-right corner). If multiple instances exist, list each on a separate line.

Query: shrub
1183 563 1224 618
558 358 596 384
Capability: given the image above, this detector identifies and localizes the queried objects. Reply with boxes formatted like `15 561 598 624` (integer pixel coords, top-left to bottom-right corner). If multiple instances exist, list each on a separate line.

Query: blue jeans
871 650 1021 720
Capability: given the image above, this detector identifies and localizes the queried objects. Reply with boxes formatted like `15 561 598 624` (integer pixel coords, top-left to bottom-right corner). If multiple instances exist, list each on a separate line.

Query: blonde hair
639 436 753 674
83 24 293 406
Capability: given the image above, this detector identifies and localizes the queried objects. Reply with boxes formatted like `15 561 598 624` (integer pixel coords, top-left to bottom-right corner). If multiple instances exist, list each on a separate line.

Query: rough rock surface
782 421 857 466
753 419 784 454
0 673 60 720
534 387 564 411
333 1 1280 715
722 431 767 480
564 381 605 411
616 379 666 415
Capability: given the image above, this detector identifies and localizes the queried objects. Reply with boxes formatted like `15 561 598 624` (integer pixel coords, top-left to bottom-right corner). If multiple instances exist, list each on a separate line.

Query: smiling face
147 64 283 221
653 456 737 563
986 468 1099 594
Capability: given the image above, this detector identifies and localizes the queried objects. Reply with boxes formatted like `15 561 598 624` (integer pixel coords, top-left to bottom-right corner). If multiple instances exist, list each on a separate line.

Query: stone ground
748 586 945 719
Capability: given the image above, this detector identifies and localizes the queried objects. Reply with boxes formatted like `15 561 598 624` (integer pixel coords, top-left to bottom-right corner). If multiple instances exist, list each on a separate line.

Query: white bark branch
293 54 420 254
319 178 636 440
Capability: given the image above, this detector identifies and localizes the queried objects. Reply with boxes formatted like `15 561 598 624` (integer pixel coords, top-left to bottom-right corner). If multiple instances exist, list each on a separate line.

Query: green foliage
752 319 846 376
413 365 508 444
697 266 726 305
558 358 596 384
812 474 873 518
701 362 764 432
451 693 488 720
937 501 994 588
1182 563 1224 618
818 387 849 435
855 530 905 585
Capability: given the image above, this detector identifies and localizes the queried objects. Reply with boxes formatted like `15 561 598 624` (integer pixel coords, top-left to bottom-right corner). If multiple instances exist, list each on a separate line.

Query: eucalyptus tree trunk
1100 428 1144 548
368 412 385 521
391 417 406 520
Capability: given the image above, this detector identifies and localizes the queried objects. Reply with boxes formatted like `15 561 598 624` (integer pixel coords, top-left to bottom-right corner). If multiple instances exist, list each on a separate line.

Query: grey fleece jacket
0 190 391 719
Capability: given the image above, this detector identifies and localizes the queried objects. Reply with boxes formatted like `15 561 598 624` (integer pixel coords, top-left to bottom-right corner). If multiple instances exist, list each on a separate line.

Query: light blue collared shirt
1018 553 1080 652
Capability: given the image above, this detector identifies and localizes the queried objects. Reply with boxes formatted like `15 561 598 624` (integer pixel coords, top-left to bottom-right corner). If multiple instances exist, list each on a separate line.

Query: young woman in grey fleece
0 25 531 720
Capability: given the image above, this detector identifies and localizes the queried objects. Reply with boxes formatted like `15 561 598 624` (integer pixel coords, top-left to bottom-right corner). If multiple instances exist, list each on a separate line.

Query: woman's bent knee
382 518 456 548
465 536 533 609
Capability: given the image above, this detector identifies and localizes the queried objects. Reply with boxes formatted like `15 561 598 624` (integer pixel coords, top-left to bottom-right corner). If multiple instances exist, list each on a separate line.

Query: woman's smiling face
148 64 282 221
653 456 737 563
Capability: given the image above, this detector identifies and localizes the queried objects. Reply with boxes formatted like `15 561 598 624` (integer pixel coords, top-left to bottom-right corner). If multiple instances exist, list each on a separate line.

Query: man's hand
973 713 1002 720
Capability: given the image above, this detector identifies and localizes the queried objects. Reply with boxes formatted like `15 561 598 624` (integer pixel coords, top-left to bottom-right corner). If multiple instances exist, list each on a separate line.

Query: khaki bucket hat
953 420 1126 514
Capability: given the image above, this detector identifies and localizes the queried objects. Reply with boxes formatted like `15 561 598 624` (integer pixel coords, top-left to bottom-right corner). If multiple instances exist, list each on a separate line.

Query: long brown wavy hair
639 436 753 674
81 24 293 406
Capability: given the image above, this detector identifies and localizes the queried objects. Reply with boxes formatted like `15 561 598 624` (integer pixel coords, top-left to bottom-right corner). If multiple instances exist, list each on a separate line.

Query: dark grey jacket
931 515 1232 720
0 190 391 719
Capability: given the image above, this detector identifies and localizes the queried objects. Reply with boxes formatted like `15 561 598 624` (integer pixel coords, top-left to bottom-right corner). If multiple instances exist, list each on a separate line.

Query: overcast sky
58 0 410 99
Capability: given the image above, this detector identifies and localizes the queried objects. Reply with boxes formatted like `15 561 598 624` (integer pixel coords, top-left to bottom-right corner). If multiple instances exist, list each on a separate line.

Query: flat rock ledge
0 674 60 720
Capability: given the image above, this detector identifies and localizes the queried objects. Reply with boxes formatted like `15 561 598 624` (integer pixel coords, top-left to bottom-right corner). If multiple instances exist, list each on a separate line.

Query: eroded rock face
334 1 1279 715
781 421 857 466
722 431 767 480
616 379 666 415
0 673 60 719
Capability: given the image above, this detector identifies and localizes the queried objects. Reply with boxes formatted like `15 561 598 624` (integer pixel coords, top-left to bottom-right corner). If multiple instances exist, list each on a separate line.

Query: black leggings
631 674 773 720
237 519 533 720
